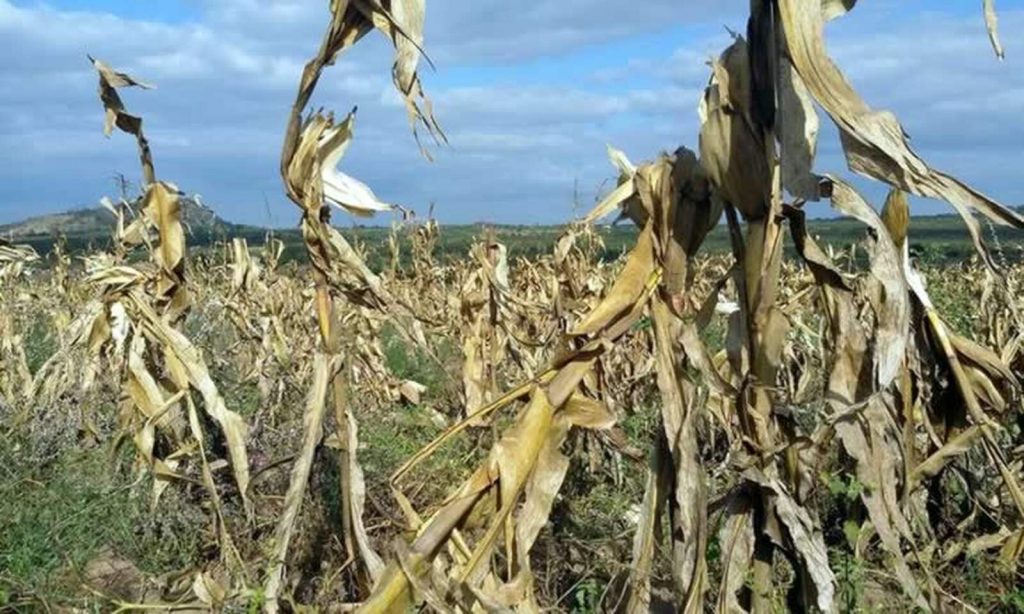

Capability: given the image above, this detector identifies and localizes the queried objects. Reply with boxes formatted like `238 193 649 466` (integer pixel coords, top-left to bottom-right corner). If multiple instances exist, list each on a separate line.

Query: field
3 222 1024 612
4 0 1024 612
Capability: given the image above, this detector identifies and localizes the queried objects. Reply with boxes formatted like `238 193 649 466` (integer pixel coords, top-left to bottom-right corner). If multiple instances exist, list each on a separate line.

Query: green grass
922 266 983 337
0 441 202 609
381 323 459 395
358 403 482 507
23 316 57 376
952 555 1024 614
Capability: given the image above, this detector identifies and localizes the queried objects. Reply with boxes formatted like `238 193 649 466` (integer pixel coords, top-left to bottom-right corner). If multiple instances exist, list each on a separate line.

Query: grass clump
0 440 201 609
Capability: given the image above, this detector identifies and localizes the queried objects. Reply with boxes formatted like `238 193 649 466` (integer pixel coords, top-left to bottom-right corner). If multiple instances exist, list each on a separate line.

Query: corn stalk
82 57 252 590
265 1 442 609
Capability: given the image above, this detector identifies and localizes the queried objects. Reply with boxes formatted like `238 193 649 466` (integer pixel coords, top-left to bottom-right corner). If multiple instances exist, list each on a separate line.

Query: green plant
0 443 198 605
570 578 601 613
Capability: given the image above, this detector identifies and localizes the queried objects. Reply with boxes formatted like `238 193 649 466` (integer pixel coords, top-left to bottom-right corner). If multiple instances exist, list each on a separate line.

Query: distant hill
2 199 1023 266
0 196 239 240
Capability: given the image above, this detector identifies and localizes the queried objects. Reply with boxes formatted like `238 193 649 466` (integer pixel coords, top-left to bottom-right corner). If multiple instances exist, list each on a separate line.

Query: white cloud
0 0 1021 227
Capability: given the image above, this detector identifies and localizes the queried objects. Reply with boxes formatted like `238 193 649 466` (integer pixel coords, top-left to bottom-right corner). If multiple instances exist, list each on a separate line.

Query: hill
0 196 239 240
3 203 1024 266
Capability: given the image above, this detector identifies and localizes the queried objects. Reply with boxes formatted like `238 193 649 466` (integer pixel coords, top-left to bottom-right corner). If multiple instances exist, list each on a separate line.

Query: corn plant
4 1 1024 612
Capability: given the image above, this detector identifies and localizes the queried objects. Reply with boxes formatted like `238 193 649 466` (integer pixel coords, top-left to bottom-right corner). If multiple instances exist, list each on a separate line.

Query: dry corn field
3 1 1024 612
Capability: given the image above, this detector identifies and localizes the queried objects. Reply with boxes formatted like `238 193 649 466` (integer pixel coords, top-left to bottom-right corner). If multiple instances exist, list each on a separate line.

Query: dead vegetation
2 1 1024 612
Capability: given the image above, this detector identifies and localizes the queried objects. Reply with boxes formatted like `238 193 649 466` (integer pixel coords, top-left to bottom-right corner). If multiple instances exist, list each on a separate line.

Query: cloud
0 0 1022 228
423 0 747 62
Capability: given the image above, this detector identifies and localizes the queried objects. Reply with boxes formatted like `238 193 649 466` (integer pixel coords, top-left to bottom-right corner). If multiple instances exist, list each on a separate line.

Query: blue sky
1 0 1023 227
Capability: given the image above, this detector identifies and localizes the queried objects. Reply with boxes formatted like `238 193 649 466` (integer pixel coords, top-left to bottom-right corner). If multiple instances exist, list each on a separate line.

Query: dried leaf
984 0 1005 60
777 57 821 201
699 38 771 221
569 224 655 336
829 179 909 388
264 353 332 612
778 0 1024 269
746 470 837 613
320 111 395 217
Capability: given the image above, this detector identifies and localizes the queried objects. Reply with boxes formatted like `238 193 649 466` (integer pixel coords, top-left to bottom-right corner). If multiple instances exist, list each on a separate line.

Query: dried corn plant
5 1 1024 612
0 239 38 282
26 57 261 608
265 1 443 609
0 240 39 409
355 0 1024 611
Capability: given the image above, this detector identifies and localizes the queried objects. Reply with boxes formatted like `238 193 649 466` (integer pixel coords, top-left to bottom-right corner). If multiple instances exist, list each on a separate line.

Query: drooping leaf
984 0 1005 59
777 0 1024 269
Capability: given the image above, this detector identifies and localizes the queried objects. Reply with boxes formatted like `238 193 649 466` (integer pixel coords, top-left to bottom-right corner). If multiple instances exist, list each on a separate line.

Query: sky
1 0 1022 227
